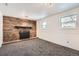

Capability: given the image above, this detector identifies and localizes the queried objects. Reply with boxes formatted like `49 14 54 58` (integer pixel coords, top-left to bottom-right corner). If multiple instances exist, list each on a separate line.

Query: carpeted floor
0 38 79 56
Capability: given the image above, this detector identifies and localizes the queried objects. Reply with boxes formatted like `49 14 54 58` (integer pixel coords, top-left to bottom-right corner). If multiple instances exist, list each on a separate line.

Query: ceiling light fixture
44 3 53 7
4 3 8 6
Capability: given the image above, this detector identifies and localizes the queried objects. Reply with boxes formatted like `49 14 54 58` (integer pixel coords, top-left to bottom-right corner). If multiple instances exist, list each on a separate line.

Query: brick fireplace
15 26 32 39
3 16 36 42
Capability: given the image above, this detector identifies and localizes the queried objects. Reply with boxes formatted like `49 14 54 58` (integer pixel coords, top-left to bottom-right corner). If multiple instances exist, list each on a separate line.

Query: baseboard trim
3 37 38 45
38 37 79 52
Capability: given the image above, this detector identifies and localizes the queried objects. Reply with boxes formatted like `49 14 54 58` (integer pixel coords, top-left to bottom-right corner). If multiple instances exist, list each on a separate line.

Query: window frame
60 14 78 29
41 22 47 29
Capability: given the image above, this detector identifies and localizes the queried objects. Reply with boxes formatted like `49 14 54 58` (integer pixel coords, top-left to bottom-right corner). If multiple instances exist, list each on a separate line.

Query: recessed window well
60 14 77 29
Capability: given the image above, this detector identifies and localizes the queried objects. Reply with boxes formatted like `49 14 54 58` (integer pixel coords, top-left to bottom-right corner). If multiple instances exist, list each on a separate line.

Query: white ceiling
0 3 79 20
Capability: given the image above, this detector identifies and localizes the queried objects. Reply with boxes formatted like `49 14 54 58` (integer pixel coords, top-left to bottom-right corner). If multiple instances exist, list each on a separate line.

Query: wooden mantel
14 26 32 29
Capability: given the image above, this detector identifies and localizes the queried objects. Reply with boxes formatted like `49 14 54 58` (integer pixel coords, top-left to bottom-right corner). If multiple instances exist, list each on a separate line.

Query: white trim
38 7 79 20
0 44 2 48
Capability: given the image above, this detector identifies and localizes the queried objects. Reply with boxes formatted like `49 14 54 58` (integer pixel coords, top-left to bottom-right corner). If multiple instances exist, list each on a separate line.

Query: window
60 14 77 28
42 22 47 29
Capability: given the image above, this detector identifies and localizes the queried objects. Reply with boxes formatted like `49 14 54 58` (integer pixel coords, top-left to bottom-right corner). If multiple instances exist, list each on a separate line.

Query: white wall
0 11 3 47
37 7 79 51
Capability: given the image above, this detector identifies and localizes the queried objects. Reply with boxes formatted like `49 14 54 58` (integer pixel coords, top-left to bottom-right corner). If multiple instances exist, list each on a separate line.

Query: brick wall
3 16 36 42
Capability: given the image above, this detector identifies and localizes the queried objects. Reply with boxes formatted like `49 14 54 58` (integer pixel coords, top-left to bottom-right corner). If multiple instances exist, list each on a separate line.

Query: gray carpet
0 38 79 56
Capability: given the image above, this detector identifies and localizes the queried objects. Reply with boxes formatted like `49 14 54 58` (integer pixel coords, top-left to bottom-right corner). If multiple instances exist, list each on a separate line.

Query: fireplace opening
19 31 30 39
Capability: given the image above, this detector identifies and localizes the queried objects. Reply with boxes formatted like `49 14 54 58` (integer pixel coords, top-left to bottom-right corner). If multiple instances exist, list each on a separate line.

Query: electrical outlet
67 41 69 43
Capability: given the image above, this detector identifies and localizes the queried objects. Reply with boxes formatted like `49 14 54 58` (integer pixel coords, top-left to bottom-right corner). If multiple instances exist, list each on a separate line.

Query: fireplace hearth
19 31 30 39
